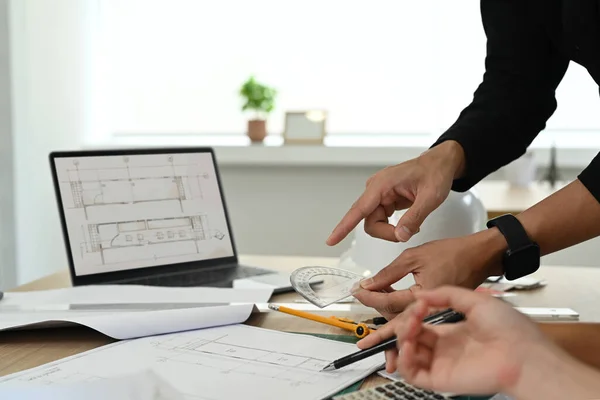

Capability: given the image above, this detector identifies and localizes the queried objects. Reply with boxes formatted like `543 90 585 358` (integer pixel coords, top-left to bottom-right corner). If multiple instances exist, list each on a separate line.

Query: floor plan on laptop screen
53 152 235 276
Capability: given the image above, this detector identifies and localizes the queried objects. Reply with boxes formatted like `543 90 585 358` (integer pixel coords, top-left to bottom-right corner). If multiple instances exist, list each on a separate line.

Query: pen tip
321 363 335 372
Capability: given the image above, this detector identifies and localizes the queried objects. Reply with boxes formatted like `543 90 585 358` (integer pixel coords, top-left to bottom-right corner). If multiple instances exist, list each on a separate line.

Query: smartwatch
486 214 540 281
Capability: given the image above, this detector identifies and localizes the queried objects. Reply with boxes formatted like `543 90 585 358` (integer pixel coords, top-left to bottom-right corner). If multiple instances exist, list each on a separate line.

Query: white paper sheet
0 324 385 400
0 369 186 400
1 285 273 307
0 303 256 340
0 285 272 339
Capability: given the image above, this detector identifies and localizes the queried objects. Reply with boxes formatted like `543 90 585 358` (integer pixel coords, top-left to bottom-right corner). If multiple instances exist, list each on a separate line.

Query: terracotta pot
247 119 267 142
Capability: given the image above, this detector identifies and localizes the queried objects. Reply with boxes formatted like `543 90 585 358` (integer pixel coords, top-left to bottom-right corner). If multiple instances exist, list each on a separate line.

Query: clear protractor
289 266 364 308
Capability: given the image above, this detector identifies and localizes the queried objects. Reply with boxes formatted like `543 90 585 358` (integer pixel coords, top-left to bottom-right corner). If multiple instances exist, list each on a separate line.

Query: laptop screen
52 151 235 276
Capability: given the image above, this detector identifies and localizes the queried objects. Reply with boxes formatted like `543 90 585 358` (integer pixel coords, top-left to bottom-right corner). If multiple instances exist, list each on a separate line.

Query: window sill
83 133 600 169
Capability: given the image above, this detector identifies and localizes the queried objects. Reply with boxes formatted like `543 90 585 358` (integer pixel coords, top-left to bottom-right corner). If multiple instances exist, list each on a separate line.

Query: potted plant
239 76 276 142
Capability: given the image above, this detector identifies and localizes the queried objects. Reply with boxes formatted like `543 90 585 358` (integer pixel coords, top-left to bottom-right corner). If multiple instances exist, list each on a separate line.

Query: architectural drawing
149 333 331 385
21 369 106 386
64 156 209 218
80 214 226 266
0 324 384 400
54 153 235 275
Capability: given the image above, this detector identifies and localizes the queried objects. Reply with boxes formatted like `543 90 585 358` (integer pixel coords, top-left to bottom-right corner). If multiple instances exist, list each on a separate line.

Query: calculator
333 380 451 400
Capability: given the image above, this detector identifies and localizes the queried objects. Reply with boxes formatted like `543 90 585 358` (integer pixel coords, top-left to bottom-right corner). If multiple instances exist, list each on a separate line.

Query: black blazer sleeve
430 0 570 192
578 155 600 203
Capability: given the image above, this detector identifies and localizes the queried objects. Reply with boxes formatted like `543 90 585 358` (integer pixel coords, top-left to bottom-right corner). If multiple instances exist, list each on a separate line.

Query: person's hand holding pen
356 286 600 400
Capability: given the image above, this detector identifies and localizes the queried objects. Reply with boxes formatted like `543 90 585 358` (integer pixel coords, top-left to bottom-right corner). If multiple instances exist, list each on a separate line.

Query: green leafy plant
239 76 277 120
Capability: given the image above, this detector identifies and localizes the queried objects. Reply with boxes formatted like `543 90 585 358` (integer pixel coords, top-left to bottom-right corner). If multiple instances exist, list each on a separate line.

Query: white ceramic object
338 189 488 287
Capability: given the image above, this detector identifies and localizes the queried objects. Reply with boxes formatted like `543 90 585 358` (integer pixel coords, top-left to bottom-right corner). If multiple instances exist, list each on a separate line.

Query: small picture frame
283 110 327 144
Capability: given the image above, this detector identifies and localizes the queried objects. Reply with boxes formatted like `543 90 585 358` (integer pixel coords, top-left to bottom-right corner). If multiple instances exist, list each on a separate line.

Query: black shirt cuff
429 135 495 193
577 153 600 204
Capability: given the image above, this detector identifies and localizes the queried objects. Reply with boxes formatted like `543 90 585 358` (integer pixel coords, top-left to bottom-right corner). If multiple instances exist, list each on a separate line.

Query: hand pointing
326 141 465 246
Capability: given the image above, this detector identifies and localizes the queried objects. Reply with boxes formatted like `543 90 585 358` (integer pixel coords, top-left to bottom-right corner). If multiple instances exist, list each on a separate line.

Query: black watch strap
486 214 532 250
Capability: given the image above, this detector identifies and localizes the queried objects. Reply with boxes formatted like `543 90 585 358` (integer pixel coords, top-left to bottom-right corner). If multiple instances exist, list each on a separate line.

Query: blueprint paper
0 324 385 400
0 303 255 340
0 369 186 400
1 285 273 307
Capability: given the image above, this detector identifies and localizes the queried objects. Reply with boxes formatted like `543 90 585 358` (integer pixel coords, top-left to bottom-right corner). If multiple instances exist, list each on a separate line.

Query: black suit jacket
432 0 600 201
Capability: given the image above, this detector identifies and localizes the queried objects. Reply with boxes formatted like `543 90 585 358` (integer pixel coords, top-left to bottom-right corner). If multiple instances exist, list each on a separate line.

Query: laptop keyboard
115 265 273 288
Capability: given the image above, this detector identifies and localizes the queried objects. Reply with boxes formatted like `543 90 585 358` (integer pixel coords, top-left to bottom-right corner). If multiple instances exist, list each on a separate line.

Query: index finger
356 318 397 349
357 298 427 350
352 288 415 315
414 286 485 317
326 191 381 246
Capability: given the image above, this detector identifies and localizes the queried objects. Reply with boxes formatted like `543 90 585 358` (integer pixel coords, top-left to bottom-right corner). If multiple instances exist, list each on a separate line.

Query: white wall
218 165 376 258
10 0 95 285
216 164 600 268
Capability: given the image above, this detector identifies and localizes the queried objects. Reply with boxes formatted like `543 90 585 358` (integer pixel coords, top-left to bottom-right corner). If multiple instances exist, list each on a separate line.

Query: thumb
356 317 396 349
394 192 439 242
414 286 482 316
360 256 413 291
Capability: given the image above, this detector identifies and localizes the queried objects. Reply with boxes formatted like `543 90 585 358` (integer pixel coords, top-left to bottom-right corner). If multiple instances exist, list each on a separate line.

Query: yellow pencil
268 304 371 338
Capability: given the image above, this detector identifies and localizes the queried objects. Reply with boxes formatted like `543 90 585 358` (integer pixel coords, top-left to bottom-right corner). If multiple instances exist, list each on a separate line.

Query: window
94 0 600 139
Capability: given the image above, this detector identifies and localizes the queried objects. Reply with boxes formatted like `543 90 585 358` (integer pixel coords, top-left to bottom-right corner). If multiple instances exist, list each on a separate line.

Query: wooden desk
3 254 600 388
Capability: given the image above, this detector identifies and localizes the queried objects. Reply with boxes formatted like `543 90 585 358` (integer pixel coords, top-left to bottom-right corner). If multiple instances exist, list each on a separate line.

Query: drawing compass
290 266 366 308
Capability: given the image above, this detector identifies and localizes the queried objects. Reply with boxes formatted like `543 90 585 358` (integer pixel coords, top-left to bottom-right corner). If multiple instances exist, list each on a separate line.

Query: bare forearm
538 323 600 370
516 179 600 256
507 344 600 400
469 179 600 277
483 179 600 257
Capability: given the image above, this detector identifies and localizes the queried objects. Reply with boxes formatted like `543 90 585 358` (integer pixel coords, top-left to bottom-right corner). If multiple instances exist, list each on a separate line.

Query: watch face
505 244 540 281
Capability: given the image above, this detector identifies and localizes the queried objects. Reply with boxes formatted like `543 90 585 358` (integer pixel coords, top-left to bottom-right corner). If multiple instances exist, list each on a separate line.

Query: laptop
49 147 293 293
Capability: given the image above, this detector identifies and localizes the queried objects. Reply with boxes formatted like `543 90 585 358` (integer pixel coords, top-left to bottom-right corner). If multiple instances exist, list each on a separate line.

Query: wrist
422 140 466 179
514 213 541 254
469 227 507 277
506 344 600 400
485 214 542 280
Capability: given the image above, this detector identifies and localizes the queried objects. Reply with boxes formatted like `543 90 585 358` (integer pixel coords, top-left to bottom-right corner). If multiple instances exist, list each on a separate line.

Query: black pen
320 309 464 372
